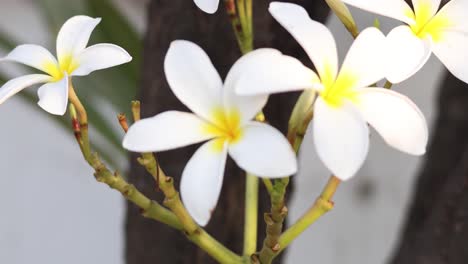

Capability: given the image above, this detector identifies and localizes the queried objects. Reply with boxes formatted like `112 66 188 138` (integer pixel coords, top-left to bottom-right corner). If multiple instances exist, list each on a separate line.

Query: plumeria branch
68 102 182 229
256 91 315 263
69 88 242 263
278 175 341 251
129 101 244 264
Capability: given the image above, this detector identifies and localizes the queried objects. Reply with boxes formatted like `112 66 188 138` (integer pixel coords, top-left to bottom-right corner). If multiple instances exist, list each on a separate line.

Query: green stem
262 178 273 195
246 0 253 36
189 229 245 263
224 0 247 53
237 0 248 35
324 0 359 38
68 80 91 161
131 101 243 263
89 152 183 230
384 80 393 89
278 176 341 251
244 173 259 256
257 177 289 263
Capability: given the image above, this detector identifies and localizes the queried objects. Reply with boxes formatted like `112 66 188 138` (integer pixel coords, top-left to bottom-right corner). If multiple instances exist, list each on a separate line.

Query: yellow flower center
203 107 243 152
43 53 79 81
408 2 453 42
320 69 359 108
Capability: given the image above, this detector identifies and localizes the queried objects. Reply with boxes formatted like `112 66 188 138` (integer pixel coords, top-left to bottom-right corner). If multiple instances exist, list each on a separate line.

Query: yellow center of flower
408 2 453 42
320 67 359 108
43 53 79 81
203 107 243 152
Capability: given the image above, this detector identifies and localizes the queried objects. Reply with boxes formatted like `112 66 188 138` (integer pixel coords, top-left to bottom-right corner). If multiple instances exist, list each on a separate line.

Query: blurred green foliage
0 0 143 169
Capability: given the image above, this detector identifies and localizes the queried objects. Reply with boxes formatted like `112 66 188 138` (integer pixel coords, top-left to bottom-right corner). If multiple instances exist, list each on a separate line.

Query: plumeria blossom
194 0 219 14
342 0 468 83
123 40 297 226
236 2 428 180
0 16 132 115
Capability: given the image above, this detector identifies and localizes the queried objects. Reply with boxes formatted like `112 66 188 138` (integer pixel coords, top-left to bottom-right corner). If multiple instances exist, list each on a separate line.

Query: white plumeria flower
342 0 468 83
236 2 429 181
194 0 219 13
123 40 297 226
0 15 132 115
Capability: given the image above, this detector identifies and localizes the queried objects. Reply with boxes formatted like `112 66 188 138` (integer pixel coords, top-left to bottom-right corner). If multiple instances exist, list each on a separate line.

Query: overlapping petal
269 2 338 86
0 74 52 105
386 26 432 83
2 44 59 76
431 0 468 32
432 31 468 84
194 0 219 14
342 0 416 25
181 139 228 226
223 49 275 124
164 40 223 123
228 122 297 178
356 88 428 155
232 49 318 105
72 44 132 76
312 97 369 181
37 75 69 115
56 16 101 62
337 27 387 90
123 111 215 152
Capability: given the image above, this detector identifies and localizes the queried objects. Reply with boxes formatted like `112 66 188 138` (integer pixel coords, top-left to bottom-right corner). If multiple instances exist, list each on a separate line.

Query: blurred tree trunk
390 73 468 264
125 1 329 264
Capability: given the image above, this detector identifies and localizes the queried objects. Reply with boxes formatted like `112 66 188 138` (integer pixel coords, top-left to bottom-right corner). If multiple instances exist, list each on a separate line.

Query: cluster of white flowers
1 0 467 226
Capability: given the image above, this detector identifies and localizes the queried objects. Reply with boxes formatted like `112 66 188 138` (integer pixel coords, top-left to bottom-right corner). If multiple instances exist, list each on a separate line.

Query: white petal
337 27 387 90
432 31 468 84
194 0 219 14
431 0 468 32
227 49 318 123
386 26 432 83
72 44 132 76
223 49 271 124
56 16 101 62
164 40 223 122
234 49 319 97
312 97 369 181
37 74 69 115
228 122 297 178
269 2 338 85
0 74 51 105
355 88 428 155
412 0 441 24
181 139 228 226
3 44 59 76
122 111 214 152
342 0 416 25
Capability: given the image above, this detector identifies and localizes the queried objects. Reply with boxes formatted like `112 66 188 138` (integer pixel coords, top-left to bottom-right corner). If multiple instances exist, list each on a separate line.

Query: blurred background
0 0 454 263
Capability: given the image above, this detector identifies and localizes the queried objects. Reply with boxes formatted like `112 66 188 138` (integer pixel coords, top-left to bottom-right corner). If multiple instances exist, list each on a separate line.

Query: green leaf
0 30 16 50
84 0 142 83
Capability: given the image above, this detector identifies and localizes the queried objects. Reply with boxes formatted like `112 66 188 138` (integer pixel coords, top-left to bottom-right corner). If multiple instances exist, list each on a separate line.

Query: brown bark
126 1 329 263
390 73 468 264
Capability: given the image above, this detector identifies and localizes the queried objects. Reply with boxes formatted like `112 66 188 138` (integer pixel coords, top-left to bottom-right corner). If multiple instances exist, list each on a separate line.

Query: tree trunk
390 72 468 264
125 1 329 263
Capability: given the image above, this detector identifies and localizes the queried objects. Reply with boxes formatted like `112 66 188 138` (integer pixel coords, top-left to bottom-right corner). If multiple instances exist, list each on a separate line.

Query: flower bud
325 0 359 38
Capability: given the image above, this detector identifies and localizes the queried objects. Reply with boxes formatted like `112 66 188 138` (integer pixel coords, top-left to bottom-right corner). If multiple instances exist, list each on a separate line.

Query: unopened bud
325 0 359 38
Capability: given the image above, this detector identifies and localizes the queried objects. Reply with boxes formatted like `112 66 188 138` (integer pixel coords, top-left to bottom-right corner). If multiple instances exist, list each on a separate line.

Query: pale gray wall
0 2 444 264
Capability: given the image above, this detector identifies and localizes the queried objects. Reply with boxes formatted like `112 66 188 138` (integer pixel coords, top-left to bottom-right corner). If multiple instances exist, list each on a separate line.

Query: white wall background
0 1 445 263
